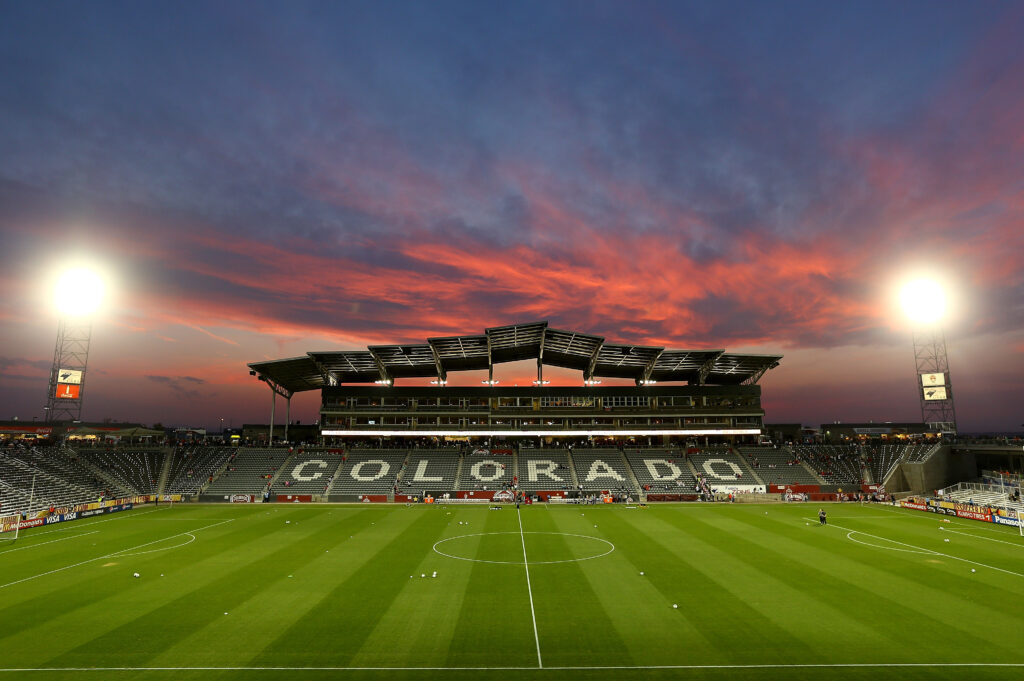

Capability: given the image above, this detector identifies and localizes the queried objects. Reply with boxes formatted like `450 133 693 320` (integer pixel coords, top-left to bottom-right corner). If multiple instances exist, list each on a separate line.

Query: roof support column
269 385 275 445
285 395 291 443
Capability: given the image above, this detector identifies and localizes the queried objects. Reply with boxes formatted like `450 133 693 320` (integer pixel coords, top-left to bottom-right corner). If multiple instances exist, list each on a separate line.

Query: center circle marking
433 531 615 565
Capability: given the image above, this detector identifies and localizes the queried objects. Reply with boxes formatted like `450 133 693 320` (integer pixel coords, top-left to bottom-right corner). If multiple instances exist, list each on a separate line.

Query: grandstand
328 449 407 499
689 447 760 488
457 449 514 491
518 449 575 492
272 451 344 495
78 449 164 495
569 448 635 492
792 445 863 486
624 448 698 492
247 321 781 443
738 446 821 487
0 447 111 510
166 446 234 495
399 449 460 493
203 448 289 498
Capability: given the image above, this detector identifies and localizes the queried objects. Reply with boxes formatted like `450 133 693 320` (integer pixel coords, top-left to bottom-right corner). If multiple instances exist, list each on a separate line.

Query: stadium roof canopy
248 321 781 394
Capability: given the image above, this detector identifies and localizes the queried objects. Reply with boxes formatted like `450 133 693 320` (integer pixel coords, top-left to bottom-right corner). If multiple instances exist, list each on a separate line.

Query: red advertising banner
900 501 928 511
55 384 80 399
275 495 312 503
955 509 992 522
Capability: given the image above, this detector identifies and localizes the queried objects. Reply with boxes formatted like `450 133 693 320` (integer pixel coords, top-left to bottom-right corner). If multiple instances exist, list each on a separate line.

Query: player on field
818 508 827 526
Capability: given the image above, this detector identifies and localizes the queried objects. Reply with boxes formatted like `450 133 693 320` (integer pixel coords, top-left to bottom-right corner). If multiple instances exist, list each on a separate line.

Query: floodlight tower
901 279 957 434
43 268 105 423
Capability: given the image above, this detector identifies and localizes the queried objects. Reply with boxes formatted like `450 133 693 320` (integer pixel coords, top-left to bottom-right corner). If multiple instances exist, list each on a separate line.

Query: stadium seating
569 449 636 492
331 449 407 495
166 447 234 495
204 448 290 496
0 447 111 512
862 444 916 484
78 449 164 495
457 450 514 491
272 451 344 494
738 447 820 487
904 443 939 463
792 445 863 486
688 449 759 488
624 448 698 493
397 450 460 492
518 449 574 492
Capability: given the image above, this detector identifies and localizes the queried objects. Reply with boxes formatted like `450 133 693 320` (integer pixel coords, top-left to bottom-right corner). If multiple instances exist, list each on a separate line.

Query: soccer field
1 502 1023 681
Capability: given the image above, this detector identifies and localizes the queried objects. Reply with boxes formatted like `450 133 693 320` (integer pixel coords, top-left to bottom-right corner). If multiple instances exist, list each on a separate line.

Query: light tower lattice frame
44 320 92 423
912 328 957 433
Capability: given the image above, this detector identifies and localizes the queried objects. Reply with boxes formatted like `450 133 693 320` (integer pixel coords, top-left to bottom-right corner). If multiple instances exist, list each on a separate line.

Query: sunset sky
1 1 1022 432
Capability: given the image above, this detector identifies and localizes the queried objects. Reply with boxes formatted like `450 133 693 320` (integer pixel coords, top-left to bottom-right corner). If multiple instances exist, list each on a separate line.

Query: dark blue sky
1 1 1021 430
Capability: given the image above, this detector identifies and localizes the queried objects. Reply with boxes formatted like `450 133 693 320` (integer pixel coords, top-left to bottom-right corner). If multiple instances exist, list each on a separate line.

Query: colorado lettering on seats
643 459 682 480
412 459 442 483
349 460 390 481
468 459 504 482
292 459 328 481
701 458 743 480
526 460 563 483
584 460 624 482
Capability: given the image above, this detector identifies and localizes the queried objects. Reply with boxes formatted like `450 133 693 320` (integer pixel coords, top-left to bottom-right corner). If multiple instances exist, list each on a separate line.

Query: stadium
2 320 1023 680
3 3 1024 679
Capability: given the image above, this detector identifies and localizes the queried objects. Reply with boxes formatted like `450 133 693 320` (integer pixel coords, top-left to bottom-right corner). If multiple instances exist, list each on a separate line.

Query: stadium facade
248 321 781 444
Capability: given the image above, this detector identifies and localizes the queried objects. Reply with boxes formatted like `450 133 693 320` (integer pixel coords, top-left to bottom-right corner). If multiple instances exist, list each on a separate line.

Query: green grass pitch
1 502 1023 681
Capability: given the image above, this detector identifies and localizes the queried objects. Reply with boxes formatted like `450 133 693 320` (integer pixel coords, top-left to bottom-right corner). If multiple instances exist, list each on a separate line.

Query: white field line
0 530 99 556
0 663 1023 672
805 518 1024 579
516 507 543 669
942 527 1024 548
0 518 234 590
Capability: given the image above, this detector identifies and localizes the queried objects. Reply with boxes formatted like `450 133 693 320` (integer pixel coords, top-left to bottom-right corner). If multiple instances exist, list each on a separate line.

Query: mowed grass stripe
684 506 1024 661
551 506 728 662
41 507 363 667
347 506 486 667
672 508 967 660
142 507 386 667
0 513 249 661
247 505 451 667
521 507 632 667
444 507 539 667
619 506 820 664
0 509 210 597
0 506 348 666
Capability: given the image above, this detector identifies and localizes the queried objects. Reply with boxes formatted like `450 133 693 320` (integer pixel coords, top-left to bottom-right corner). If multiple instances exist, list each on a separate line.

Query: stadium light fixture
532 379 550 385
639 379 657 385
429 379 447 385
583 379 602 386
374 379 393 386
53 267 106 318
899 278 946 326
481 379 499 385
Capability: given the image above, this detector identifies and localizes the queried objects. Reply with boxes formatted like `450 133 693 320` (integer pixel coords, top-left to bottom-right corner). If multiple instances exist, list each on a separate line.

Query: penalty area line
0 518 234 590
808 518 1024 579
0 530 100 556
